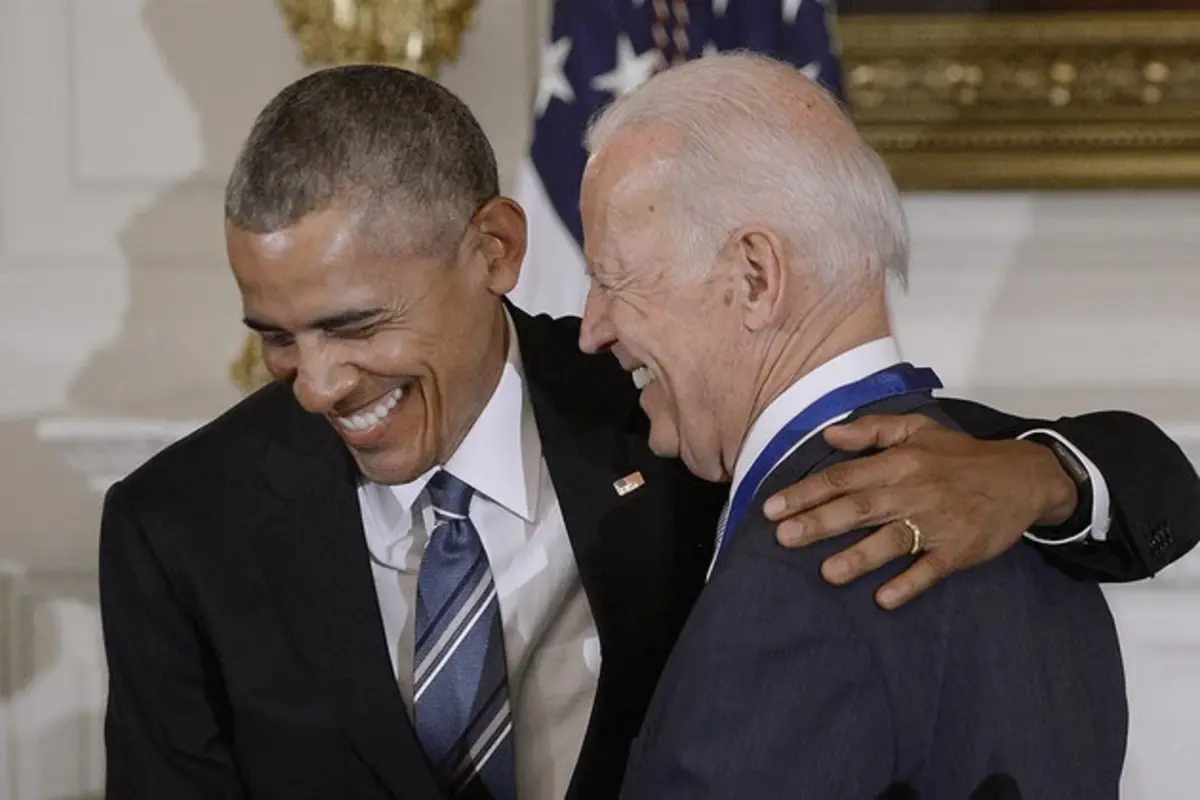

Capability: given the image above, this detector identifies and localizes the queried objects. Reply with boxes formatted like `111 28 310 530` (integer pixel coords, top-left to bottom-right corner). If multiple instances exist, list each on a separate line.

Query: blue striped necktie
413 470 516 800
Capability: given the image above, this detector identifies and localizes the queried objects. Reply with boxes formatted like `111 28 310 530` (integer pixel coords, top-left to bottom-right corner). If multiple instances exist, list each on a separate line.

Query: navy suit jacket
620 394 1128 799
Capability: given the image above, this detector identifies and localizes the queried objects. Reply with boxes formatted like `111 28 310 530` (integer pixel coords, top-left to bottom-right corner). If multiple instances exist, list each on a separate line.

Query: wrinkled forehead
582 151 677 276
227 209 450 324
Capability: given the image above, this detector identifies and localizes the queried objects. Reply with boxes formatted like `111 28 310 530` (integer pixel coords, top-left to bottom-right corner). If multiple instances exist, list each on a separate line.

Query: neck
722 284 891 478
439 305 510 465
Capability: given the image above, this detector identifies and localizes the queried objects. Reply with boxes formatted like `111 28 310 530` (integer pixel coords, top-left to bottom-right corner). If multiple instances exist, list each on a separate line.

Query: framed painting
837 2 1200 189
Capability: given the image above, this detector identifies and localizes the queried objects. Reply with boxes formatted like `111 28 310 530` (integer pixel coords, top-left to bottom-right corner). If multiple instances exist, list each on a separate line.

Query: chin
351 442 436 486
336 389 442 484
677 451 709 481
648 440 677 460
355 459 412 486
676 443 726 483
647 426 680 460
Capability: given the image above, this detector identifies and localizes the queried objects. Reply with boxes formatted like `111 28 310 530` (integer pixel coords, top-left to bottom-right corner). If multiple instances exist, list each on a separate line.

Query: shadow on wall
0 423 101 566
66 0 303 421
2 0 303 568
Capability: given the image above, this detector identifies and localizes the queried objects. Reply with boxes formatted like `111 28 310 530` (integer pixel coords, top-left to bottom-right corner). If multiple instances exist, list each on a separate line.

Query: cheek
356 331 430 376
660 347 719 428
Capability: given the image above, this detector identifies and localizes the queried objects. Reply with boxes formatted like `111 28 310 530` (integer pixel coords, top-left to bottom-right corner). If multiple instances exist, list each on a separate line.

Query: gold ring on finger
901 517 923 556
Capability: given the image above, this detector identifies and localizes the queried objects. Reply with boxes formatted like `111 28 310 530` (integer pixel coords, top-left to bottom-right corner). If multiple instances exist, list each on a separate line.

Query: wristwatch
1025 433 1093 542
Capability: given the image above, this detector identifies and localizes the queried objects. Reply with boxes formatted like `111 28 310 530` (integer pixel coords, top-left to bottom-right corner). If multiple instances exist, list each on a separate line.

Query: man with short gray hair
578 52 1127 798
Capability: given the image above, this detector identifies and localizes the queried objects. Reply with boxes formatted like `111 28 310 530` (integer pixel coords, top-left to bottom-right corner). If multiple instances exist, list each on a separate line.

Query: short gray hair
585 52 909 286
225 64 498 255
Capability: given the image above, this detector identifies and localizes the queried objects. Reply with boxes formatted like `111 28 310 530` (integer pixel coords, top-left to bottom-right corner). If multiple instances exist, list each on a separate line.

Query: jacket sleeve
938 399 1200 582
99 479 246 799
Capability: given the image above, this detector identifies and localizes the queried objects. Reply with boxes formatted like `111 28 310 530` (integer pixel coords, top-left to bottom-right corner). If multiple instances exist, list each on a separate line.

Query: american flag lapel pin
613 471 645 497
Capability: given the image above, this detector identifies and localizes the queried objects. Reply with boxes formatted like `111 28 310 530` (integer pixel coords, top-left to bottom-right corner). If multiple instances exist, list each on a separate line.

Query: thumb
823 413 937 452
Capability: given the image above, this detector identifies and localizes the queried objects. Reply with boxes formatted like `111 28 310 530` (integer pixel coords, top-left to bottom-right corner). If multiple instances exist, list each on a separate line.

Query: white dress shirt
721 337 1110 571
357 313 600 800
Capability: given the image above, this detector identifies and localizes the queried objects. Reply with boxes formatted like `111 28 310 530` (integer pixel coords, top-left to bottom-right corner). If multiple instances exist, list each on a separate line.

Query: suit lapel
511 306 696 798
531 399 661 642
510 304 653 642
253 405 441 799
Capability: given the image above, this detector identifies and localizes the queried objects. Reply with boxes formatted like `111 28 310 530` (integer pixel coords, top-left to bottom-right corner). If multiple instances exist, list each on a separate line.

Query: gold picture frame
839 11 1200 189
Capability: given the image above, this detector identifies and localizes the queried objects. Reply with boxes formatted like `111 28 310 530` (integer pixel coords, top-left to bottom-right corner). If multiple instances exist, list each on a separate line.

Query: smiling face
228 200 524 484
577 146 747 483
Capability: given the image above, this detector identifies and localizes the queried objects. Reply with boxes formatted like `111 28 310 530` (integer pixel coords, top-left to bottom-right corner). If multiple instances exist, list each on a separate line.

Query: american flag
508 0 845 319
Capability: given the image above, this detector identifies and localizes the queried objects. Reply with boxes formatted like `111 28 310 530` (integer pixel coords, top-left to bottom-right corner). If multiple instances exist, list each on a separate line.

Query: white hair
584 52 909 288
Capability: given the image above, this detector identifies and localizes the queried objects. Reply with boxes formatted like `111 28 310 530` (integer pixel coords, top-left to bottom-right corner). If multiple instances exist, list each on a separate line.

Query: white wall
0 1 1196 798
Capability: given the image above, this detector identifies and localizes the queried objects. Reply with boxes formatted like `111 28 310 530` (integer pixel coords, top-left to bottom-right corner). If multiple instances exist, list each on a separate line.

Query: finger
776 488 901 547
818 520 918 585
763 448 910 522
823 413 940 453
874 552 953 610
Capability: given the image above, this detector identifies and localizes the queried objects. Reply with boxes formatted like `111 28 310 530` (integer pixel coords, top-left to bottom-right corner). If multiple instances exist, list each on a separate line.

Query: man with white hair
579 53 1127 798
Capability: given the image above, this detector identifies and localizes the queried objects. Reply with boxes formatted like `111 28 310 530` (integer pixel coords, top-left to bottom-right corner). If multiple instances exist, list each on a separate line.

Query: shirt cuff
1016 428 1111 545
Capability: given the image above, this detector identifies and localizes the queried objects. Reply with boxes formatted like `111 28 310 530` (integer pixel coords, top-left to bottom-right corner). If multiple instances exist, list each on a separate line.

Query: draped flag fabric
508 0 845 319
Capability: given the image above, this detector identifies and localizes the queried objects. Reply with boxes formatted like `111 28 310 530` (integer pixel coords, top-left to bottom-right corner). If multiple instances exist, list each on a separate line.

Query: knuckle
839 416 869 433
896 449 927 476
841 544 869 571
851 493 875 522
823 463 852 491
908 413 937 431
783 484 823 514
770 488 797 511
891 577 917 599
924 551 953 578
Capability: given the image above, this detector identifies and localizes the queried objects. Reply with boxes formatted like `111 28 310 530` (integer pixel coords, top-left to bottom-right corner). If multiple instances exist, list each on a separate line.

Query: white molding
903 191 1200 249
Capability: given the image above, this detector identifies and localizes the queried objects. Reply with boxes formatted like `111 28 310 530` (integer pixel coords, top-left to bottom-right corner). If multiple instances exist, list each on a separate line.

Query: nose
579 287 616 354
291 340 358 415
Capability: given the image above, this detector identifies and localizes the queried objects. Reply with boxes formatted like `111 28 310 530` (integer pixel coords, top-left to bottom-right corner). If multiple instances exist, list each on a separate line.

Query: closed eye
259 331 294 348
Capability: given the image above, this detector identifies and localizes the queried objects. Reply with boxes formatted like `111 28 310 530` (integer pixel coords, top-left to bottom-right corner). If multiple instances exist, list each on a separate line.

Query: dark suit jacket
100 306 1198 798
620 394 1128 800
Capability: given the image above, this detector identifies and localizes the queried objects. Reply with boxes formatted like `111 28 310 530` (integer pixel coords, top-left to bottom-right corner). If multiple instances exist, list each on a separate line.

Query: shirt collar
730 336 903 500
382 309 540 522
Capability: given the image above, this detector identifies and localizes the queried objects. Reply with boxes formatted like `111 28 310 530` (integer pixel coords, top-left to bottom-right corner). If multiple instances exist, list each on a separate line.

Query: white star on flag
783 0 803 25
702 41 720 58
823 0 841 55
591 35 664 97
800 61 822 82
535 37 574 116
713 0 730 16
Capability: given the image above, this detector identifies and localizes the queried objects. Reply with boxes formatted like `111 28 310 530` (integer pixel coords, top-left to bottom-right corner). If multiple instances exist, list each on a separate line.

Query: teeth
632 366 655 390
336 387 404 432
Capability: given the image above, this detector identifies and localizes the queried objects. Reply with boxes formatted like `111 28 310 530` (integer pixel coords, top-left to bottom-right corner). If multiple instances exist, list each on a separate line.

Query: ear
728 226 788 331
472 197 527 296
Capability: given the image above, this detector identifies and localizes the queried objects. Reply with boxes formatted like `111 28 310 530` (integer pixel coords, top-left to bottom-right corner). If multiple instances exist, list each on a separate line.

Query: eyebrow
243 308 389 334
